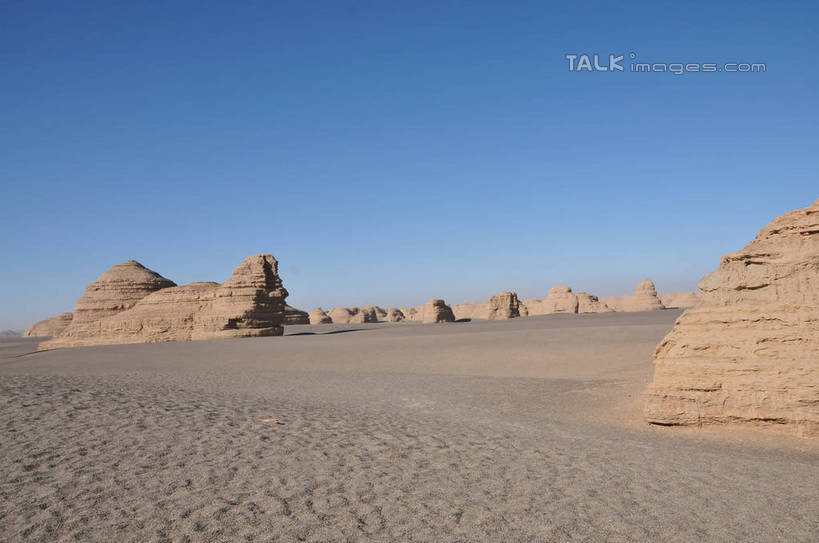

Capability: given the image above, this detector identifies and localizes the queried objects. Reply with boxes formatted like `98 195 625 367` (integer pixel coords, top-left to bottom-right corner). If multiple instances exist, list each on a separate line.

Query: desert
3 310 817 542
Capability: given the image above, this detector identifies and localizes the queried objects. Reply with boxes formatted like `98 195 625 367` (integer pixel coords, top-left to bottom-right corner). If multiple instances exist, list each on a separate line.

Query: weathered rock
487 291 521 320
576 292 612 313
39 255 288 349
525 286 578 315
327 307 357 324
660 292 702 308
360 306 385 323
644 199 819 437
382 308 405 322
452 302 488 320
70 260 177 325
283 305 309 325
400 306 424 322
0 330 21 339
309 308 332 324
601 280 665 312
24 313 73 337
422 299 455 324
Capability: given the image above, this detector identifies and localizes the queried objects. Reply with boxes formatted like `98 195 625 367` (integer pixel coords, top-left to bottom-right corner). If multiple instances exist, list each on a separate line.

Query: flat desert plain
1 311 817 542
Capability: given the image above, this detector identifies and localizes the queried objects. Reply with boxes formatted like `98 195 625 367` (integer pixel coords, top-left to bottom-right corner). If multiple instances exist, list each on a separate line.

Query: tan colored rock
525 286 578 315
487 291 521 320
601 280 665 312
283 305 309 325
382 308 405 322
70 260 177 325
360 306 386 322
309 308 332 324
644 199 819 437
40 255 288 350
24 313 73 337
327 307 356 323
452 302 488 320
660 291 702 308
400 306 424 322
576 292 613 313
422 299 455 323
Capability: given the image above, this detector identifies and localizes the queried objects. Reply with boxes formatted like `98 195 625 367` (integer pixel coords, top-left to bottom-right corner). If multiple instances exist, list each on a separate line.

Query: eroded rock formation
283 305 310 325
525 286 578 315
660 291 702 308
24 313 73 337
309 308 332 324
452 302 488 320
644 199 819 437
422 299 455 323
382 308 405 322
487 291 521 320
600 280 665 312
39 254 288 350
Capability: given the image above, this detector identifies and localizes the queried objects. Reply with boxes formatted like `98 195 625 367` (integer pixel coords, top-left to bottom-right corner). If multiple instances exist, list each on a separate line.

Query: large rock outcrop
309 308 332 324
24 313 73 337
487 291 521 320
382 308 405 322
644 199 819 437
660 291 702 308
525 286 578 315
576 292 613 313
600 280 665 312
452 302 488 320
283 305 310 325
39 254 288 350
422 299 455 323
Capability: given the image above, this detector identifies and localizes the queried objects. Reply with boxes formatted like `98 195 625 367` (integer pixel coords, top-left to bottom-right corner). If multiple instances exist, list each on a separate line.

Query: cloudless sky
1 0 817 330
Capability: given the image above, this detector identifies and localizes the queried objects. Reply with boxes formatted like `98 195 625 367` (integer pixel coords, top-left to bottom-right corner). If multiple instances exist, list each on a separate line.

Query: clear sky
1 1 817 330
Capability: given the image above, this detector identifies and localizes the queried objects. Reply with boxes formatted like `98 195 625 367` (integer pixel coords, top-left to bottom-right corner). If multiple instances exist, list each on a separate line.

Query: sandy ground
1 310 817 542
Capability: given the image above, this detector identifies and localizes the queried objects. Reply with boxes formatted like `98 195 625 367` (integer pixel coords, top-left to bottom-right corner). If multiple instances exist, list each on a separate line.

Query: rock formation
382 308 405 322
660 291 702 308
487 291 521 320
283 305 310 325
525 286 579 315
24 313 73 337
400 306 423 322
600 280 665 312
422 299 455 323
359 306 385 323
309 308 332 324
39 254 288 350
644 199 819 437
327 307 357 324
0 330 21 339
452 302 488 320
576 292 612 313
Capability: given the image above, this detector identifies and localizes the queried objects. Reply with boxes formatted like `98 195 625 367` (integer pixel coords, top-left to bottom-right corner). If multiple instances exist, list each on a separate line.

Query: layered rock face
487 291 521 320
525 286 578 315
400 306 423 322
39 254 288 350
601 280 665 312
422 299 455 323
283 305 310 325
309 308 332 324
576 292 612 313
660 292 702 308
327 307 357 324
24 313 73 337
70 260 177 325
452 302 488 320
644 199 819 437
382 308 405 322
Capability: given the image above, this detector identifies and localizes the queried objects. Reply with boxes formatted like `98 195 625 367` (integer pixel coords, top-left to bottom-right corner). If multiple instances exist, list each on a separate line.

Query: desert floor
1 310 817 542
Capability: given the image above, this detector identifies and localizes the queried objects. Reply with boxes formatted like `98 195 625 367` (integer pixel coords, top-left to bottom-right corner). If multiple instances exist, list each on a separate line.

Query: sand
1 311 817 542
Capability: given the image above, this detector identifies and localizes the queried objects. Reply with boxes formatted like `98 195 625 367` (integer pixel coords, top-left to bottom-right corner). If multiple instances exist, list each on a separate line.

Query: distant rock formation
452 302 488 320
644 199 819 437
283 305 309 325
327 307 356 323
400 306 423 322
309 308 332 324
382 308 405 322
525 286 578 315
487 291 521 320
660 291 702 308
326 307 379 324
39 254 288 350
600 280 665 312
0 330 21 339
24 312 73 337
422 299 455 323
576 292 613 313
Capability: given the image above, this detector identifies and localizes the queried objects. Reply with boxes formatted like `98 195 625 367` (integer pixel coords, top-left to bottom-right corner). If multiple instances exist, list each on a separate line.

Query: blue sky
1 1 817 330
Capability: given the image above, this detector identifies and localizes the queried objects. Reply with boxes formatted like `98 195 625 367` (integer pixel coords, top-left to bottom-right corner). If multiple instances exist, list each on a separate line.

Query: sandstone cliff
24 313 73 337
452 302 488 320
422 299 455 323
600 280 665 312
283 305 310 325
309 308 332 324
660 291 702 308
644 199 819 437
487 291 521 320
39 254 288 349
